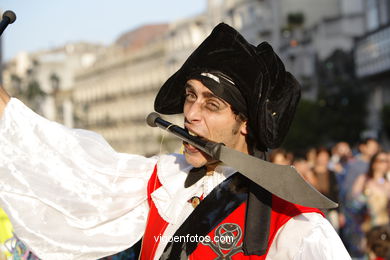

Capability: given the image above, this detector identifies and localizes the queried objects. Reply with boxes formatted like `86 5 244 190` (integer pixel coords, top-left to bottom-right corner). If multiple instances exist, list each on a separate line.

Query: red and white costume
0 99 350 259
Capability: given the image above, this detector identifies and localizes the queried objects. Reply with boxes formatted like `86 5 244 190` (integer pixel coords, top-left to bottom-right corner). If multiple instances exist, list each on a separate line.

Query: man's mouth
187 130 199 137
183 128 215 162
183 128 203 153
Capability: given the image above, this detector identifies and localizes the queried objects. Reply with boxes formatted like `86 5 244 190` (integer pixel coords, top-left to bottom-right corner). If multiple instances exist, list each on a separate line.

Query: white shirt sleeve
0 98 157 260
267 213 351 260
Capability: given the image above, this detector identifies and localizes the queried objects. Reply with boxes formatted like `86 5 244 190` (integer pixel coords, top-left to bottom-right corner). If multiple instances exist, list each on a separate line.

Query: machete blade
217 145 337 209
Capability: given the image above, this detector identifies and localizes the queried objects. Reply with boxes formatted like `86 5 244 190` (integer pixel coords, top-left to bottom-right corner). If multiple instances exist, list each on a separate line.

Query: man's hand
0 86 11 117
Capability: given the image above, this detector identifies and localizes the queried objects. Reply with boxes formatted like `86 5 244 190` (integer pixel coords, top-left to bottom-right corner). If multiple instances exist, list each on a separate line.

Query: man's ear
240 120 248 135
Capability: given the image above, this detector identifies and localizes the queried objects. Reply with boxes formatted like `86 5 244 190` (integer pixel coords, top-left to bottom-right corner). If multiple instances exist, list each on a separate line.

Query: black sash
160 173 249 259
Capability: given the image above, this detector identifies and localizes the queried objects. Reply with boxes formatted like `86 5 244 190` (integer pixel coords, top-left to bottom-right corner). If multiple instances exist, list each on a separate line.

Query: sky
0 0 207 62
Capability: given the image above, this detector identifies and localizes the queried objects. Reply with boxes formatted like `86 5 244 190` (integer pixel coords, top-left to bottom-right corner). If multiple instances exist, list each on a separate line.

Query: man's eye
185 93 196 102
206 102 220 111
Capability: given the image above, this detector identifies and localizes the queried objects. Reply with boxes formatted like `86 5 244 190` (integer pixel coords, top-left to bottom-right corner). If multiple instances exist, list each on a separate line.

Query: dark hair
231 109 268 155
316 147 331 157
366 225 390 258
360 137 378 146
232 109 248 123
232 109 267 157
367 152 387 179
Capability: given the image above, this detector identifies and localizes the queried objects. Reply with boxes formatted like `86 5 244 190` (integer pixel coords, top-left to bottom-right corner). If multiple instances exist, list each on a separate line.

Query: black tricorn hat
154 23 301 149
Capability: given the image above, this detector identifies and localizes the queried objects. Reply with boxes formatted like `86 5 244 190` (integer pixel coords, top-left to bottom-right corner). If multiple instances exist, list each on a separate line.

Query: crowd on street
270 139 390 259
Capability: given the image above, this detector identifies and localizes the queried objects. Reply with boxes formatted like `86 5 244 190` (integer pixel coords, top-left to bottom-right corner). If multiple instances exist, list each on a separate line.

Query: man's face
361 140 380 159
183 79 248 167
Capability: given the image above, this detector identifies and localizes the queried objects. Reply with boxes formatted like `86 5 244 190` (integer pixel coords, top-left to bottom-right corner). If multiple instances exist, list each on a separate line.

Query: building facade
72 24 182 155
355 0 390 141
2 43 103 126
204 0 366 100
71 18 211 155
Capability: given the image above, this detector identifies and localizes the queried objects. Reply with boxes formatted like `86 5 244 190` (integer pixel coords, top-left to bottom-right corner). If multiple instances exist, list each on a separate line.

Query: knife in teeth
146 112 338 209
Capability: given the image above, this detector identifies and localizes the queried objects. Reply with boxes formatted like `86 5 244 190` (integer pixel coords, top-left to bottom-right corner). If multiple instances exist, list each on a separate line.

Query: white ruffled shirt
0 98 350 260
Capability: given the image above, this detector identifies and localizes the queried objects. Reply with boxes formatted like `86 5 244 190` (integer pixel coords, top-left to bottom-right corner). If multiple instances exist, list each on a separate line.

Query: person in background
344 138 380 200
313 147 341 233
365 225 390 260
342 138 380 258
269 148 290 165
329 141 353 188
352 152 390 233
328 142 353 246
313 148 339 203
293 157 318 189
305 147 317 169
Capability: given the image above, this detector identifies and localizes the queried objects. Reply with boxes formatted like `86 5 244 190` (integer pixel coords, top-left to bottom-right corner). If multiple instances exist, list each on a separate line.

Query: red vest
140 166 323 259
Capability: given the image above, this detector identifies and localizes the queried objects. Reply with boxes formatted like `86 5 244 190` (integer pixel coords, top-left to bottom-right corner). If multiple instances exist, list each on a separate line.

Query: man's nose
185 102 202 123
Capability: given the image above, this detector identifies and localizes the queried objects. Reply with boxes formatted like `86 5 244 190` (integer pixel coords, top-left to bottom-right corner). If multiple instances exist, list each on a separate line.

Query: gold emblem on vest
189 196 201 208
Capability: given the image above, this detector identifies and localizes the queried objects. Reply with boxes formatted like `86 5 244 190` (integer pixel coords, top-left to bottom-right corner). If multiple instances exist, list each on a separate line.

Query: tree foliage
282 50 368 152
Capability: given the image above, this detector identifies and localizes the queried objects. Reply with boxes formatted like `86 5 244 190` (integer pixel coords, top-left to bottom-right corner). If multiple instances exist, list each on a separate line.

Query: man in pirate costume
0 23 349 259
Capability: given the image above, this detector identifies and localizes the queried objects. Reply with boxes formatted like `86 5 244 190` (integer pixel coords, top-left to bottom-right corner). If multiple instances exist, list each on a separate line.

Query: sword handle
0 10 16 37
146 112 223 159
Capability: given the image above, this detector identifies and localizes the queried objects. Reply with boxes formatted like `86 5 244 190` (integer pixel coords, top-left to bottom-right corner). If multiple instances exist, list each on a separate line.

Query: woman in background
353 152 390 231
350 151 390 256
312 148 340 232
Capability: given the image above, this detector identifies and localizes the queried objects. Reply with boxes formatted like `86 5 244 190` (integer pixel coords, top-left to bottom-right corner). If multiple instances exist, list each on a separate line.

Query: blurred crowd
270 139 390 260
